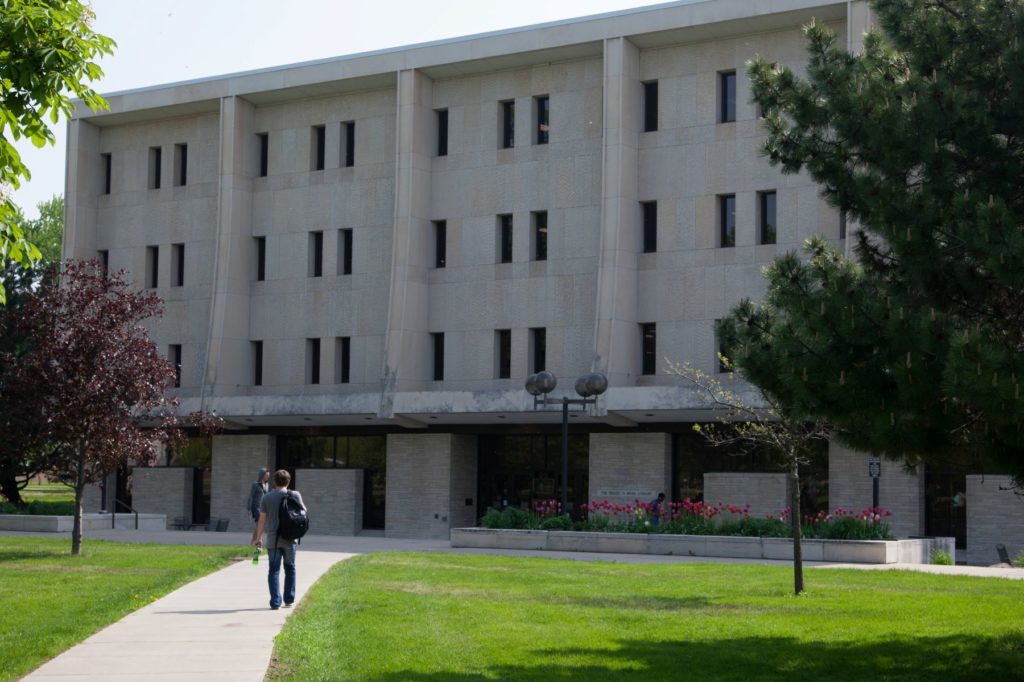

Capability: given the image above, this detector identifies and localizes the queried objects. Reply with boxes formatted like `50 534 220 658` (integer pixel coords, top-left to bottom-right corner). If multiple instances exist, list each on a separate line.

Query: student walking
251 469 308 610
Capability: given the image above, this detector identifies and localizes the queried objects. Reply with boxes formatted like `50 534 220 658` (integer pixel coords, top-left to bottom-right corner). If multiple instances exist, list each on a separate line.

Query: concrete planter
450 528 955 565
0 513 167 532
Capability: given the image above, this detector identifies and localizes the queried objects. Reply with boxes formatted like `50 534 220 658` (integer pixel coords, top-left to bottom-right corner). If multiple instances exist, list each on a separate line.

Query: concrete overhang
74 0 846 124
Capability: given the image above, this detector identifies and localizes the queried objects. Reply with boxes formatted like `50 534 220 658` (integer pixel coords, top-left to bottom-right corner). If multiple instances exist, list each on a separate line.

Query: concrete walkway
11 529 1023 681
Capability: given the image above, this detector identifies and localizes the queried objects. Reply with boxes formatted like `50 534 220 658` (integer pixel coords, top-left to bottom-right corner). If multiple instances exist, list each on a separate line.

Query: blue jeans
267 544 297 608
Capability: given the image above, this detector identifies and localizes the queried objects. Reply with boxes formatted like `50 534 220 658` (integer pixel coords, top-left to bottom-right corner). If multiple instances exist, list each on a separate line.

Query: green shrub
930 548 953 566
539 514 572 531
1013 550 1024 569
0 500 76 516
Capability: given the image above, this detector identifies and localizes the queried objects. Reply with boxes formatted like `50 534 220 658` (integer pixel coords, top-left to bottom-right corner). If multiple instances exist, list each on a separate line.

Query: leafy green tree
0 1 114 303
720 0 1024 483
18 195 63 264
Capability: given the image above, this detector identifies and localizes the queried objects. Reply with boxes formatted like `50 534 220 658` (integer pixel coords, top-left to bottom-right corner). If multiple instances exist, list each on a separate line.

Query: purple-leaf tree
3 260 219 554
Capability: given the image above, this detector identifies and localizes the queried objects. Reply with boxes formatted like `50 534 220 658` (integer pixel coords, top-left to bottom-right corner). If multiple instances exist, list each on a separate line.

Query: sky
12 0 686 218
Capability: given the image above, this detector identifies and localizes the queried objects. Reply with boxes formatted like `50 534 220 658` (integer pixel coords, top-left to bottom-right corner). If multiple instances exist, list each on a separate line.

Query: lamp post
525 370 608 514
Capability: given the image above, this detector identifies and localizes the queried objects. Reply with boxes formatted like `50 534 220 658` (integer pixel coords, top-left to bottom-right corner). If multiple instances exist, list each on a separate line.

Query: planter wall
0 513 167 532
451 528 955 565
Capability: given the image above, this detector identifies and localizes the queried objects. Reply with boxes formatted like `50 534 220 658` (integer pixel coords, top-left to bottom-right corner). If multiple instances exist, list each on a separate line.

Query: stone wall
703 472 790 520
828 442 924 538
386 433 477 539
295 468 363 536
966 475 1024 566
588 433 671 506
132 467 193 528
210 435 274 531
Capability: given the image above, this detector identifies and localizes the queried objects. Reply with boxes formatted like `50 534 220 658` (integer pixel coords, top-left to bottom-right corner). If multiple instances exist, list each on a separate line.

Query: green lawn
21 481 75 504
0 536 241 681
271 552 1024 681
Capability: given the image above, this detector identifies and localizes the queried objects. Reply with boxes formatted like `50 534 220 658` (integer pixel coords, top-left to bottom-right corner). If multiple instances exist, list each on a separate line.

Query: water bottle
252 548 260 565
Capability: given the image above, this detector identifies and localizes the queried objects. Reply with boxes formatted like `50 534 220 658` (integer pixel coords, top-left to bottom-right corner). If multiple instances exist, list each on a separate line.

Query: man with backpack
251 469 308 610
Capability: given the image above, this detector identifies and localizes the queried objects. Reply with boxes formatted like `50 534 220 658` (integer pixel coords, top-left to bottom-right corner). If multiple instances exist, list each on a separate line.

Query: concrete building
65 0 1021 563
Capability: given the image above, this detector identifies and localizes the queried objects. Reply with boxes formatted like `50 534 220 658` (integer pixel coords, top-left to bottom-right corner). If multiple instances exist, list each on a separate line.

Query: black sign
868 457 881 478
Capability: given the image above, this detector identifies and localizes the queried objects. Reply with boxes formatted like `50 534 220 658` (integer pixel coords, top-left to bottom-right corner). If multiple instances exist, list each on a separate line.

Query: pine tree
721 0 1024 482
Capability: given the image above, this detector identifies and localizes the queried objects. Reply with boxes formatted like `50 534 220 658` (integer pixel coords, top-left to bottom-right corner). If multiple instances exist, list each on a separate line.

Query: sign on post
868 456 881 479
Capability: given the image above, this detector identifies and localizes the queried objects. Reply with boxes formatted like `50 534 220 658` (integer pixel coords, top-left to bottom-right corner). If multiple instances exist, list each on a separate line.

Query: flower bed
481 498 894 541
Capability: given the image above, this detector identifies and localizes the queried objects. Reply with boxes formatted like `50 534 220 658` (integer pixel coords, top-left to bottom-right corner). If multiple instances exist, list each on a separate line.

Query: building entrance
477 434 588 521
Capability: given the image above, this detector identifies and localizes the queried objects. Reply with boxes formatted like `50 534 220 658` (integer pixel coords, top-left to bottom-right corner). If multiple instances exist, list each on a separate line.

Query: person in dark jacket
247 468 269 523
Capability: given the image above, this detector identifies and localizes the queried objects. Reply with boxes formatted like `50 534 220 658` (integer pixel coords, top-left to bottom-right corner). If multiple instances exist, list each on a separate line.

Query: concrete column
589 432 671 506
966 475 1024 565
385 433 477 538
592 37 641 388
295 468 363 536
202 96 255 397
828 441 924 538
63 118 101 261
380 69 435 415
132 468 193 528
210 434 274 531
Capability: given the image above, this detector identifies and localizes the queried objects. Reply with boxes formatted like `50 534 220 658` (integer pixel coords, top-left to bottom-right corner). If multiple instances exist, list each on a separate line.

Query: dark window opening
719 194 736 248
533 211 547 261
336 337 351 384
253 340 263 386
174 144 188 186
717 320 733 373
720 71 737 123
437 109 448 156
497 329 511 379
170 344 182 388
643 81 659 132
313 125 326 171
531 327 546 373
434 220 447 268
343 122 355 167
310 231 323 278
307 338 321 385
255 237 266 281
641 323 656 375
172 243 184 287
149 147 162 189
98 250 109 278
146 245 159 289
339 229 353 275
101 153 112 194
642 201 657 253
501 100 515 149
759 191 777 245
499 214 513 263
535 95 549 145
432 332 445 381
257 133 269 177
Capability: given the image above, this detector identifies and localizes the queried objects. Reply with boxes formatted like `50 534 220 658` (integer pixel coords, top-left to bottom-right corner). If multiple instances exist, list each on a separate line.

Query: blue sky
13 0 686 218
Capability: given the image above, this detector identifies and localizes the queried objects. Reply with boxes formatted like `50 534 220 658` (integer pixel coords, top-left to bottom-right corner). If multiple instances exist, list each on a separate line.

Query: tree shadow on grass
365 632 1024 682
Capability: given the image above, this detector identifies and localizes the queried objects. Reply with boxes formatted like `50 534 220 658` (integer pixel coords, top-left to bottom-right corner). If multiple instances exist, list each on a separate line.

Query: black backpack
276 490 309 543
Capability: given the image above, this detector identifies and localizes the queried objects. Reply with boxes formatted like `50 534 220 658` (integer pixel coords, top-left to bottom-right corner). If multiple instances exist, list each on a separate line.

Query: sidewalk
13 529 1023 680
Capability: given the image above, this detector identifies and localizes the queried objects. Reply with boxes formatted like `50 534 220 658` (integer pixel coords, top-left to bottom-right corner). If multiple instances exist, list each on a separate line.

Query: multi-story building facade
66 0 1022 563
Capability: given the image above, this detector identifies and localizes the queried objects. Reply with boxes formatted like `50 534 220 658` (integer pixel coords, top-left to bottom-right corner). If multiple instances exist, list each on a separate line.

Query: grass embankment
0 481 76 515
271 552 1024 681
0 536 241 681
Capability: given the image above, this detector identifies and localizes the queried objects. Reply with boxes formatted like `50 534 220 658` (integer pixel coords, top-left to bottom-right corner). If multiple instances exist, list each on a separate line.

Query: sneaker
270 604 280 610
283 602 293 608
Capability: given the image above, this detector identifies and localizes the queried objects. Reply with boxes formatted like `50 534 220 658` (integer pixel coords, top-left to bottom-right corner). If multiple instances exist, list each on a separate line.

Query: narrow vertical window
336 337 351 384
171 243 185 287
432 333 445 381
436 109 448 157
148 147 162 189
146 245 159 288
720 71 737 123
719 194 736 248
312 125 326 171
642 201 657 253
643 81 659 132
169 344 182 388
535 95 549 145
98 250 109 278
434 220 447 268
307 338 321 385
759 191 777 245
257 133 269 177
174 143 188 186
496 329 511 379
101 153 111 194
339 228 353 275
498 214 513 263
252 340 264 386
532 211 547 261
531 328 546 373
641 323 657 376
501 100 515 149
717 321 733 373
309 231 323 277
255 237 266 281
343 121 355 167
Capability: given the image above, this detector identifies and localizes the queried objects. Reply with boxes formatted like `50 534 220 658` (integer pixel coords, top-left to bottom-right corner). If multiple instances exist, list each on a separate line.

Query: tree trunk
790 455 804 595
0 474 26 507
71 444 85 556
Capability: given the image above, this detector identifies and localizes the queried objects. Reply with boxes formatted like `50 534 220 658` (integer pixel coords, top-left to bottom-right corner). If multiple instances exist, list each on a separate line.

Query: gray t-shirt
259 488 306 548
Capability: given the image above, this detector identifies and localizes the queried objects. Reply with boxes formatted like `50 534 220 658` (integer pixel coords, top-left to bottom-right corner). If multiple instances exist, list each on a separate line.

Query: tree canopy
720 0 1024 483
0 1 113 303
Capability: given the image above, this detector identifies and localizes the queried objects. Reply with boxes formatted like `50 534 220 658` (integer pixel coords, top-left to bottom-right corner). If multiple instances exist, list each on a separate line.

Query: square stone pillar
588 433 671 505
386 433 477 539
210 434 274 531
966 475 1024 565
828 441 924 538
295 468 363 536
133 468 193 527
